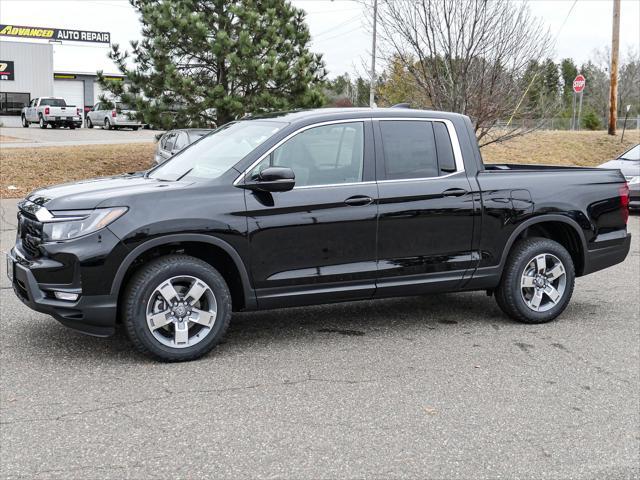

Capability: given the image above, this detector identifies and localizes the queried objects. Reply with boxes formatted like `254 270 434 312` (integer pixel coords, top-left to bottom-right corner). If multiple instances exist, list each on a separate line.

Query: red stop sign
573 74 586 93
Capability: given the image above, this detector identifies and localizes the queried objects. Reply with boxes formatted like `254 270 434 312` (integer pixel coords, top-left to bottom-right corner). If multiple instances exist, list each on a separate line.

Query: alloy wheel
520 253 567 312
146 275 218 348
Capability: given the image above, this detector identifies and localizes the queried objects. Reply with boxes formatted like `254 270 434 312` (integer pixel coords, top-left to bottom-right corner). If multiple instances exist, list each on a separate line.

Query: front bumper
7 248 117 336
6 223 127 337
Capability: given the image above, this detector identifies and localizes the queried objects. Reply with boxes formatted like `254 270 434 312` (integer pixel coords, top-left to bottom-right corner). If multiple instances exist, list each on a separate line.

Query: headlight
42 207 128 241
627 176 640 185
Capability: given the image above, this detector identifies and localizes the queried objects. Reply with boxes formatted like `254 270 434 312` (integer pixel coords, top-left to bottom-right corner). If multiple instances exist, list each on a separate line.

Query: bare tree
376 0 553 146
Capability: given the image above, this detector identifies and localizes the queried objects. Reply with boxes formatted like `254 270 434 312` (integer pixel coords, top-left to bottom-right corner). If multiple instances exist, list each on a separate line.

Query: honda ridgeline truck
7 108 632 361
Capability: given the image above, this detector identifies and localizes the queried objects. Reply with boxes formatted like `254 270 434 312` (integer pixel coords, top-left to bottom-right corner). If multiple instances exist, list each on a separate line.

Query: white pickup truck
21 97 83 129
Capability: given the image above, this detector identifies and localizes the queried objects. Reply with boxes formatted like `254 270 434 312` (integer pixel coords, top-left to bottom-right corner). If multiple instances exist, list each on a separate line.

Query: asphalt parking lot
0 125 159 148
1 198 638 480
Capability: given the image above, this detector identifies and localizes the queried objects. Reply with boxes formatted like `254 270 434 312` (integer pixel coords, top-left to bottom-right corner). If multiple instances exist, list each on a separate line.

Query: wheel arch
499 215 587 276
111 234 257 314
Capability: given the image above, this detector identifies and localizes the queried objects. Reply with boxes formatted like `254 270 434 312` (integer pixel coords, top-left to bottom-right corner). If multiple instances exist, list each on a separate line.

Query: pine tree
560 58 578 109
97 0 327 128
541 59 560 99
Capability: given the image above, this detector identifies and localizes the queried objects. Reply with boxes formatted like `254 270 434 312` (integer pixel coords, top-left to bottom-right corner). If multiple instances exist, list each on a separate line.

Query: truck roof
246 107 469 124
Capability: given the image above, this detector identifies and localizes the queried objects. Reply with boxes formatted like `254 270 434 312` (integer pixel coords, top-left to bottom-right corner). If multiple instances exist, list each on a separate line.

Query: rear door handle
344 195 373 206
442 188 468 197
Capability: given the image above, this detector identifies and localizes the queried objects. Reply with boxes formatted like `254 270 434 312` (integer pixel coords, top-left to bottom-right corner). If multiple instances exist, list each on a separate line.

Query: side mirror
240 167 295 192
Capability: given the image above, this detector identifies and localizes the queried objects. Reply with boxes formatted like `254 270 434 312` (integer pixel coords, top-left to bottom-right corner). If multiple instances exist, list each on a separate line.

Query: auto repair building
0 25 122 126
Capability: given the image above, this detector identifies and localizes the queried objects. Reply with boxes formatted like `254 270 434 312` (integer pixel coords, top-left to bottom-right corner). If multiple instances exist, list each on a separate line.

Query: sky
0 0 638 77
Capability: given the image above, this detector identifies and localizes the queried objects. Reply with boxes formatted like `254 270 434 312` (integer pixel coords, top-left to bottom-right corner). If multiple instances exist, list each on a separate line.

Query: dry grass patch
481 130 639 166
0 135 26 143
1 143 155 197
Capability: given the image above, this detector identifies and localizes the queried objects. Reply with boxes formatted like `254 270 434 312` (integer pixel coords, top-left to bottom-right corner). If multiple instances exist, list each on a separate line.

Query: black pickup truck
7 108 632 361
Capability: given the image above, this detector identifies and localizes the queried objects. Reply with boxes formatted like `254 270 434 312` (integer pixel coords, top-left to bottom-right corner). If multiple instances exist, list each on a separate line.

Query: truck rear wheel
495 237 575 324
123 255 232 362
39 115 47 129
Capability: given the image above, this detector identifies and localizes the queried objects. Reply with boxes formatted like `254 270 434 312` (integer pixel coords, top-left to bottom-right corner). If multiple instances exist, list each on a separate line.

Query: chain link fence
494 116 640 131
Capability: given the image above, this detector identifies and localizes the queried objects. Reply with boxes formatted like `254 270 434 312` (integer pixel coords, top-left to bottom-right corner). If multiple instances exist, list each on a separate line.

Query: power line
313 14 362 38
312 25 364 43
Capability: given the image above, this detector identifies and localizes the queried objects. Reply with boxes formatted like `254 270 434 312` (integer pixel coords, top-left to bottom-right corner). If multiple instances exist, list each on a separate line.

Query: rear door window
379 120 458 179
379 121 438 180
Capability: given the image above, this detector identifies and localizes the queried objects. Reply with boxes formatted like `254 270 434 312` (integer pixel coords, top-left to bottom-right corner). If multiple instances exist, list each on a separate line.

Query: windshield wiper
176 168 194 181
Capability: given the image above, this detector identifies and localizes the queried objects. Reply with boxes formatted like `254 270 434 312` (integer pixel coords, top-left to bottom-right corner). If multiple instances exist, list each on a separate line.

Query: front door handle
442 188 468 197
344 195 373 206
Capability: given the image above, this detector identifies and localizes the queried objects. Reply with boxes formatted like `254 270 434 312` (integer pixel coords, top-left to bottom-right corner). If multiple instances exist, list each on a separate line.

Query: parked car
21 97 82 129
154 129 214 164
85 101 143 130
598 144 639 210
6 108 632 362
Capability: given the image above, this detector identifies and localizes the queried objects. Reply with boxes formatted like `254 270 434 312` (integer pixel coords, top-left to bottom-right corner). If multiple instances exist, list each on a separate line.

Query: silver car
599 144 640 210
85 101 143 130
154 128 213 164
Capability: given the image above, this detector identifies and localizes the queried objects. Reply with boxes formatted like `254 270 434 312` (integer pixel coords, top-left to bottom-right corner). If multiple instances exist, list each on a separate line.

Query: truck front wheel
21 115 29 128
123 255 232 362
495 237 575 324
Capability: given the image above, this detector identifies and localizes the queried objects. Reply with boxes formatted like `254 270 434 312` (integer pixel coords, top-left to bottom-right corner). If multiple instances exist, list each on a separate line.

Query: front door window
252 122 365 187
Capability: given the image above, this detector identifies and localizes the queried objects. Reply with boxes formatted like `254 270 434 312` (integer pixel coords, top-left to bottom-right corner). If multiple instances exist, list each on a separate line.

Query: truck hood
25 173 191 211
599 159 640 177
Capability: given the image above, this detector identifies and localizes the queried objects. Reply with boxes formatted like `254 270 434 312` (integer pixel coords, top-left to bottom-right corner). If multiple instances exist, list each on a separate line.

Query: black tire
86 117 93 128
104 118 112 130
132 126 139 131
495 237 575 324
21 115 29 128
123 255 232 362
69 125 76 130
39 115 47 129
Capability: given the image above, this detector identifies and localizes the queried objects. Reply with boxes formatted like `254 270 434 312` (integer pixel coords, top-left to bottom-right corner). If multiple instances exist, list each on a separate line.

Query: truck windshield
619 145 639 161
40 99 67 107
149 120 286 182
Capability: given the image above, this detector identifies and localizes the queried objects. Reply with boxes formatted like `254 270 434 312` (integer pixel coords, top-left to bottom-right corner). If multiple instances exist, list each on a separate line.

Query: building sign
0 24 110 44
0 60 15 80
54 74 77 79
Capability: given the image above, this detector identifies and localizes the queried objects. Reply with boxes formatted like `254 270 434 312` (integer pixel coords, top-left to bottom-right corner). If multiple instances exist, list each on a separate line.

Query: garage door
53 79 85 118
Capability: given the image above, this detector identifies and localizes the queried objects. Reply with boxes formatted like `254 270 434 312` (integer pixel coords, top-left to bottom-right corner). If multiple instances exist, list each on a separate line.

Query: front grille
18 212 43 258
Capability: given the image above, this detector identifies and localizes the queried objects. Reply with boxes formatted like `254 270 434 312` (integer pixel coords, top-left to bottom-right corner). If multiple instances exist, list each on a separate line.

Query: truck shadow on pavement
19 291 586 363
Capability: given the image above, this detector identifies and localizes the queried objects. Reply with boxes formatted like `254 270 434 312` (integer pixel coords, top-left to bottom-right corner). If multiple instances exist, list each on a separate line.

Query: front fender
109 233 257 310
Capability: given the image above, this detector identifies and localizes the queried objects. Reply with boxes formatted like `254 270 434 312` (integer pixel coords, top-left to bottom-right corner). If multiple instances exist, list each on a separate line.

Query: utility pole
608 0 621 135
369 0 378 107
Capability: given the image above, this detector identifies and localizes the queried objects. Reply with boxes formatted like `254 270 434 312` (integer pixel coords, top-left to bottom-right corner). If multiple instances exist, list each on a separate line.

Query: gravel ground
1 198 638 480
